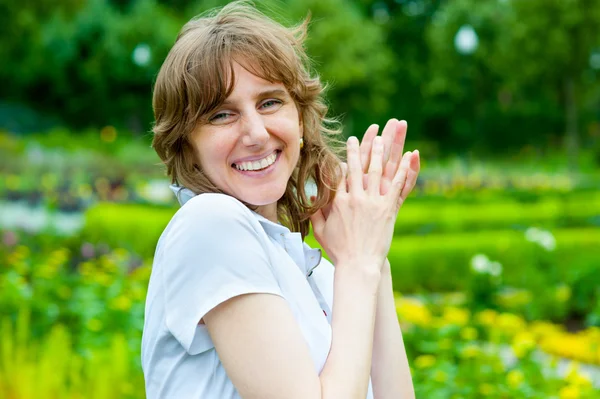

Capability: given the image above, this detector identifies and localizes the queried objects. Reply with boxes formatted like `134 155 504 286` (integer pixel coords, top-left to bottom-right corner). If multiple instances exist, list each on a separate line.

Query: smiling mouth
232 150 280 172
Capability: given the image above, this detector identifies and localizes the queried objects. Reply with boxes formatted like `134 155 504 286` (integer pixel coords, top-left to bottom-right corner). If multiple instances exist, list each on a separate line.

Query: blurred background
1 0 599 397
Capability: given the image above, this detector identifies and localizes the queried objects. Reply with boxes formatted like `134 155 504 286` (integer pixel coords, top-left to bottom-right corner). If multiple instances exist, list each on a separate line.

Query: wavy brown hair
151 1 344 238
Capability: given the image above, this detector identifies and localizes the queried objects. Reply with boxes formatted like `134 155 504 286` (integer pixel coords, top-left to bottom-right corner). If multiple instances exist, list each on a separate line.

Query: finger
346 136 363 194
400 150 420 200
360 124 379 174
389 120 407 168
336 162 348 193
389 150 412 201
367 136 384 195
380 118 398 165
309 208 325 238
383 120 407 182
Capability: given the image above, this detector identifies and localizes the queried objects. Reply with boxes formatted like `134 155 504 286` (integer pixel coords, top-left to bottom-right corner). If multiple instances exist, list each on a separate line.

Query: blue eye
209 112 233 123
261 100 282 109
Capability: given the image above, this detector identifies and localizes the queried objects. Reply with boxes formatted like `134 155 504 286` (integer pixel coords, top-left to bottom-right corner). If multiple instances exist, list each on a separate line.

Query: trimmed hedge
396 191 600 235
82 203 177 258
83 202 600 293
83 191 600 257
305 227 600 293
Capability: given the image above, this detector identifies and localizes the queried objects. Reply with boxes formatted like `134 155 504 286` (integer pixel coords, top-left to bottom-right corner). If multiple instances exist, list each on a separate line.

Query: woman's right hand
310 135 413 270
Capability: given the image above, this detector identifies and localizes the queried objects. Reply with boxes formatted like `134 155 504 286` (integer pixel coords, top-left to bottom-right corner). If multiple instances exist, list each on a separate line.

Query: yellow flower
506 370 524 388
512 331 536 358
414 355 436 369
460 327 478 341
110 295 132 312
475 309 498 326
497 313 526 336
529 320 563 339
565 363 592 388
559 384 580 399
396 298 433 327
460 344 480 359
442 306 470 327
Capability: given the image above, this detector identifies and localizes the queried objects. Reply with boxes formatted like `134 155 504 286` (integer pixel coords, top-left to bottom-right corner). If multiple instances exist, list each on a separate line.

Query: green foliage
0 234 150 356
4 0 600 155
397 191 600 234
82 203 176 256
382 227 599 291
424 0 600 153
0 307 144 399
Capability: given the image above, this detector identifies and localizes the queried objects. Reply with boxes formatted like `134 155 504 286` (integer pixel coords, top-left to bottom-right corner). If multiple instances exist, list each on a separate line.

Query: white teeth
234 152 277 171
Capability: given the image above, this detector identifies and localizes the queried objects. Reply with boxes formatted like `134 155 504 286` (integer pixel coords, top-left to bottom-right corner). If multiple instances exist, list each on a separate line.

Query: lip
231 149 279 165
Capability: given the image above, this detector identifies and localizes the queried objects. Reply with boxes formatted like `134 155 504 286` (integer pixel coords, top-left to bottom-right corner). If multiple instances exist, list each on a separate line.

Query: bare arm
359 119 419 398
371 260 415 399
204 262 381 399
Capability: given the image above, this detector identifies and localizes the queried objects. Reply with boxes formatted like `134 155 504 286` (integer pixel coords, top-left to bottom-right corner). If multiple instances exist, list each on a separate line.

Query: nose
240 110 269 147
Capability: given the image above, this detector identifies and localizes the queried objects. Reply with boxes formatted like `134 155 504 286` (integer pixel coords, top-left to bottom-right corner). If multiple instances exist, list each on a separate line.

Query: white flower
470 254 490 274
524 227 556 252
538 230 556 251
489 261 503 277
525 227 542 243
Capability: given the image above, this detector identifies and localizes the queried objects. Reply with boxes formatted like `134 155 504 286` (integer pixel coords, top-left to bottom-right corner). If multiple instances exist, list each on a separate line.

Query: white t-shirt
141 190 374 399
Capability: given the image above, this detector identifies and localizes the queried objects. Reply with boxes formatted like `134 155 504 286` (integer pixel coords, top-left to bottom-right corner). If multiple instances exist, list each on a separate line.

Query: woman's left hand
360 119 420 206
317 119 420 219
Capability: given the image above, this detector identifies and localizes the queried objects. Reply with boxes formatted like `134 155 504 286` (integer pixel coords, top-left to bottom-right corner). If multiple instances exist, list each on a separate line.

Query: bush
396 191 600 235
82 203 176 258
383 228 600 292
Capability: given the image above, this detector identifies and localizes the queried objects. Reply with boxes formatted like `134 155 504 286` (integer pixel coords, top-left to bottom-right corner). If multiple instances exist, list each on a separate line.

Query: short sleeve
160 194 283 355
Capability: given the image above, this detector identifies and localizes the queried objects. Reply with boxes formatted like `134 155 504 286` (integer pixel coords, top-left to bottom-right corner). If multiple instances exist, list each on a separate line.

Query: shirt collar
250 210 323 277
169 184 322 277
170 184 196 206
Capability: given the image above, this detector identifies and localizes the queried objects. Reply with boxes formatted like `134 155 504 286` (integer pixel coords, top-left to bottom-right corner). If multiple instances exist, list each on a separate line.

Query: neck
255 203 278 223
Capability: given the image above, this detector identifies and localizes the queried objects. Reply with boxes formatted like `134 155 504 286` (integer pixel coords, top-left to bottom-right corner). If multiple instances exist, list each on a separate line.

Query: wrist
381 258 391 275
334 259 382 288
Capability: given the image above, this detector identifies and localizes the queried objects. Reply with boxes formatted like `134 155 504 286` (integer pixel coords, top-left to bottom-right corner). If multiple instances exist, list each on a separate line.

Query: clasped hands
310 119 421 268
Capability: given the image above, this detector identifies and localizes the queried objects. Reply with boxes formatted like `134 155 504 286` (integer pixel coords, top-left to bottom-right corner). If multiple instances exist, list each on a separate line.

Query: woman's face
190 61 302 221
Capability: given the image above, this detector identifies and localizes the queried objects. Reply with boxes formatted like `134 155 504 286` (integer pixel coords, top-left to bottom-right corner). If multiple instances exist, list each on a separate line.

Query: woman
141 2 420 398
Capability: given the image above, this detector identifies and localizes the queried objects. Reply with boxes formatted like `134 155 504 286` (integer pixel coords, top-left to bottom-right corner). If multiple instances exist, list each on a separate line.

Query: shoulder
167 193 260 237
176 193 253 222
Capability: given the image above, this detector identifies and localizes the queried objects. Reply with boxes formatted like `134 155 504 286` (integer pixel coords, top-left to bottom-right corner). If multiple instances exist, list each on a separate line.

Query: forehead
224 61 288 98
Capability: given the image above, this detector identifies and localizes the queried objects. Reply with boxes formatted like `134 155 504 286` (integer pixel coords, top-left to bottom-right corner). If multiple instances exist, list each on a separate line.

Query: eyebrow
222 89 289 106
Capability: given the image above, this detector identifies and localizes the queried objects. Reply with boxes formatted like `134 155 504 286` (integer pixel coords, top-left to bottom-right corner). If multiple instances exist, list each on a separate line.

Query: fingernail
348 136 358 145
414 149 419 156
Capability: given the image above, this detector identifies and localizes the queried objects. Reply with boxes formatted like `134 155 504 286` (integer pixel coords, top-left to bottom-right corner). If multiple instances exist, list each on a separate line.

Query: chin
238 186 287 207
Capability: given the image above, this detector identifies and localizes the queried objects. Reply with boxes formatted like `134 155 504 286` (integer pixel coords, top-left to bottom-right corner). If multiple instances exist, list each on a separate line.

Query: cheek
196 136 231 163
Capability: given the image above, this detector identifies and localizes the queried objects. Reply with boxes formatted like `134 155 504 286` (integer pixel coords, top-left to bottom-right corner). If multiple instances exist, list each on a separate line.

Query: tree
492 0 600 169
424 0 600 161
